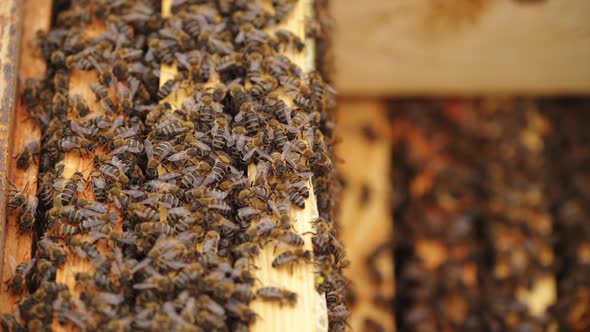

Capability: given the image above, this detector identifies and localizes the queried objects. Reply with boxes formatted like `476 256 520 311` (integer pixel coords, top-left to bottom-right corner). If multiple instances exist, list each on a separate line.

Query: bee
89 170 108 202
53 69 70 92
229 82 249 109
70 94 89 117
210 83 227 102
66 237 101 261
90 83 109 100
272 249 312 270
267 198 291 230
231 242 260 258
264 151 288 178
203 230 220 262
128 203 159 222
37 171 56 208
157 78 179 100
173 263 204 290
49 223 80 237
154 121 194 139
55 172 85 205
7 258 35 294
270 229 305 249
245 219 276 239
29 258 56 290
58 136 95 153
211 117 230 150
136 222 174 236
272 0 297 22
197 93 222 129
256 287 298 306
275 29 305 52
216 53 241 73
19 196 38 230
225 298 257 324
99 163 129 184
51 92 69 116
37 238 67 266
202 154 232 186
268 119 288 150
109 138 145 154
1 313 25 332
7 180 29 209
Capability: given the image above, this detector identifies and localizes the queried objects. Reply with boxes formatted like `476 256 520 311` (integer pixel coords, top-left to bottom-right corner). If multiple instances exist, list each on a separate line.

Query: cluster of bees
2 0 348 331
390 101 557 331
543 104 590 331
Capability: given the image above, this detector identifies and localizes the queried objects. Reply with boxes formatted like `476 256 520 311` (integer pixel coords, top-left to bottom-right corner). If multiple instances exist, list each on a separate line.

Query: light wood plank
331 0 590 95
336 100 394 332
0 0 49 313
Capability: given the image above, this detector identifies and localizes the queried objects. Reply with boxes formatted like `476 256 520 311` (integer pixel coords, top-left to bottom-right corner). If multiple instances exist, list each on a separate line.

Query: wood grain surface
0 0 51 314
336 99 394 331
331 0 590 96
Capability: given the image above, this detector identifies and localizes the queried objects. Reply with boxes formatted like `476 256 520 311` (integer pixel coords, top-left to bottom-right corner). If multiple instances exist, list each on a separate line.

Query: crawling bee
16 141 39 170
37 238 66 266
89 170 108 202
58 136 95 153
157 78 179 101
54 172 85 205
256 286 298 306
272 249 313 271
90 83 109 100
6 258 35 294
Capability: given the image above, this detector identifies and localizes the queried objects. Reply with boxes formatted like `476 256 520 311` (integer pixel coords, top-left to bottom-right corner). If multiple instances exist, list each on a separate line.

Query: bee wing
116 82 131 99
144 139 153 160
60 141 79 150
132 258 152 274
206 190 229 200
167 150 190 162
109 146 130 155
52 178 66 190
7 255 16 273
191 139 211 152
122 189 145 198
138 196 159 206
158 171 181 181
114 125 139 139
76 181 87 192
70 120 91 137
174 52 190 69
26 196 39 212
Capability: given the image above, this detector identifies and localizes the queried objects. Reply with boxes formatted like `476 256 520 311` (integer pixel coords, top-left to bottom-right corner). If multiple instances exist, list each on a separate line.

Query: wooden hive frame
0 0 50 314
0 0 329 331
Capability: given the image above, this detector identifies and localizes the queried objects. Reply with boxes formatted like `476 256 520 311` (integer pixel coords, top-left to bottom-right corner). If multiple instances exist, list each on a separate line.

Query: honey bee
274 29 305 53
229 82 249 109
211 117 230 150
19 196 38 230
128 203 159 222
154 121 194 140
99 163 129 184
89 170 108 202
157 78 179 101
70 94 89 118
16 141 39 170
66 237 101 261
231 242 260 258
256 286 298 306
1 313 25 332
225 298 257 324
54 172 85 205
202 154 232 186
58 136 95 153
272 249 312 270
136 222 175 236
7 258 35 294
245 219 276 239
90 83 109 100
37 238 67 266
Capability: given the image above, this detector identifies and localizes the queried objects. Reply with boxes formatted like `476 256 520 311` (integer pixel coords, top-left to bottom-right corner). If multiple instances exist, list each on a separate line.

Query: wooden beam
335 99 394 331
159 0 328 330
331 0 590 96
0 0 51 314
54 19 113 332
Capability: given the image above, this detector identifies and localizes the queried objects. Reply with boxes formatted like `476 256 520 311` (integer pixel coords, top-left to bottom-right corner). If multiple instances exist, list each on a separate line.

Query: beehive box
0 1 348 331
